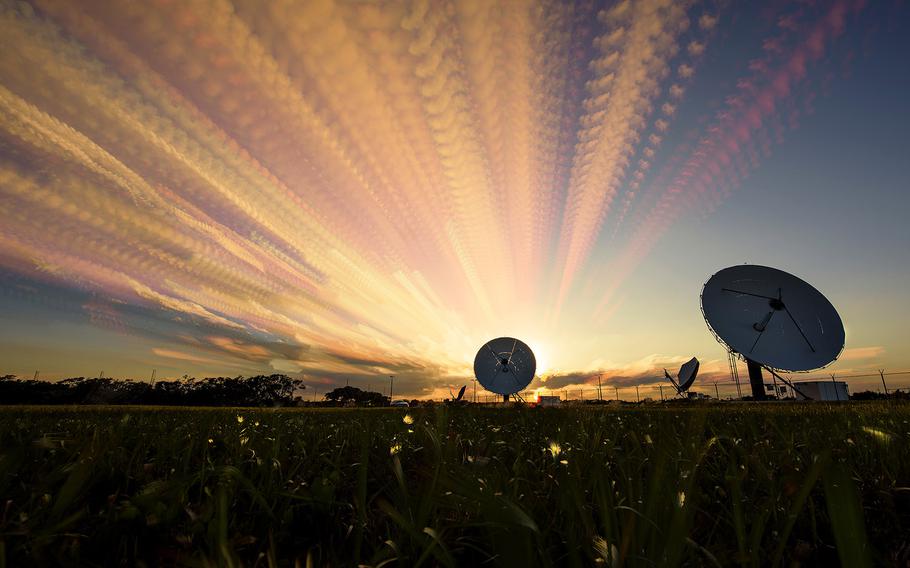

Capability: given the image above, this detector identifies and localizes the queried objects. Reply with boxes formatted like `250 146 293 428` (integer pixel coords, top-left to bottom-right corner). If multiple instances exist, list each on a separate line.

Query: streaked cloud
841 346 885 361
593 0 862 317
151 348 221 365
0 1 870 396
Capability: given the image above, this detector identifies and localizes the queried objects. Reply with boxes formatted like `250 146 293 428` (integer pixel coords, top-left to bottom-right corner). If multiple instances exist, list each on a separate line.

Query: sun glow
525 339 551 376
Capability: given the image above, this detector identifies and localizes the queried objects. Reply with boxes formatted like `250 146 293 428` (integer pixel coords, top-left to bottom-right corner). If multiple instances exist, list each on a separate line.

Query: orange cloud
841 346 885 361
151 348 221 365
207 337 272 360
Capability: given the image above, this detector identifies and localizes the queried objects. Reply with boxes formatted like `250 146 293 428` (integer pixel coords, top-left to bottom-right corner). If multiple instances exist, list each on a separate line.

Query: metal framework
727 350 743 398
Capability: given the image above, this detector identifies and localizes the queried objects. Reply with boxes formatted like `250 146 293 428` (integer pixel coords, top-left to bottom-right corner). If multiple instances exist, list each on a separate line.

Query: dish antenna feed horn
700 265 845 401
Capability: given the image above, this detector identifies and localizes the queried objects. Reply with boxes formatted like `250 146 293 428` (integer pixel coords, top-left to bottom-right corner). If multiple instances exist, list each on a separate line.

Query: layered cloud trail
593 0 863 318
0 0 868 395
551 0 702 316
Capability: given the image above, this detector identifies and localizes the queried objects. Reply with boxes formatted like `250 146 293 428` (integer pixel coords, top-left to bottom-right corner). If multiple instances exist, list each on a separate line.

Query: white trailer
792 380 849 401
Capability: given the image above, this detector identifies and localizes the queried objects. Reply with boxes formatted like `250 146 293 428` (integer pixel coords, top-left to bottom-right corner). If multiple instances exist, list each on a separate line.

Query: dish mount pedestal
746 358 766 400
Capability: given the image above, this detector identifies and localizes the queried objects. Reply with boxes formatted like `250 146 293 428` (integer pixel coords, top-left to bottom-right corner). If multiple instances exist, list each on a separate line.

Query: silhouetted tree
850 390 897 401
0 374 305 406
324 386 389 406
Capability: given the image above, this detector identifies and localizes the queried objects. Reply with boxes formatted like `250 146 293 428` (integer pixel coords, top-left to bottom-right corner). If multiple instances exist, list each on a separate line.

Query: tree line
0 374 305 406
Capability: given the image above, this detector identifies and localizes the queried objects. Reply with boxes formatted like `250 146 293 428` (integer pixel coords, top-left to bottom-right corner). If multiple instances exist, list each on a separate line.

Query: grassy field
0 403 907 567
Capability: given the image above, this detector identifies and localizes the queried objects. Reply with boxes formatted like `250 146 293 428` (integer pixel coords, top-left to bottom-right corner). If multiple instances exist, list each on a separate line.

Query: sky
1 0 908 400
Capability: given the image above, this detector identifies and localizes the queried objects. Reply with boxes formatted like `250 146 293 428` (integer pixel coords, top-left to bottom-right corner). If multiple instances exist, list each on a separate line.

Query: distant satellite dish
473 337 536 401
664 356 699 395
677 357 700 392
701 264 845 400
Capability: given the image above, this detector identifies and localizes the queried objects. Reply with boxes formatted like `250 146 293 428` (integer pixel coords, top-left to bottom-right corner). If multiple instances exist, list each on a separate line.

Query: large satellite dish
701 264 844 399
473 337 536 401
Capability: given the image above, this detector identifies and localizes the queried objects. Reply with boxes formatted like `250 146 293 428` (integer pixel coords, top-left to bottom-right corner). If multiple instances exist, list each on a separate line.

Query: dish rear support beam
762 367 809 400
746 358 767 400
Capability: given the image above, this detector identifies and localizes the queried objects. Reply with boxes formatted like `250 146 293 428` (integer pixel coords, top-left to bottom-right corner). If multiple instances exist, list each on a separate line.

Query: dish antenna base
746 359 767 400
502 392 527 403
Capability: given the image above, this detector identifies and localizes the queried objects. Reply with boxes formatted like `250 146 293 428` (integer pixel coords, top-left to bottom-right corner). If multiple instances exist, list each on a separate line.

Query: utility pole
659 385 664 401
831 373 840 402
149 369 156 386
564 388 568 401
614 386 619 401
99 370 104 379
635 385 640 403
598 375 603 401
714 382 720 400
880 369 889 396
389 375 394 403
472 378 476 403
34 370 39 380
313 387 318 402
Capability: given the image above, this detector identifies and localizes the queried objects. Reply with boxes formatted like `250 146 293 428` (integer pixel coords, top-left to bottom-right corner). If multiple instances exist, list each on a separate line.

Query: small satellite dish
473 337 536 401
701 264 845 399
664 356 700 395
677 357 700 392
